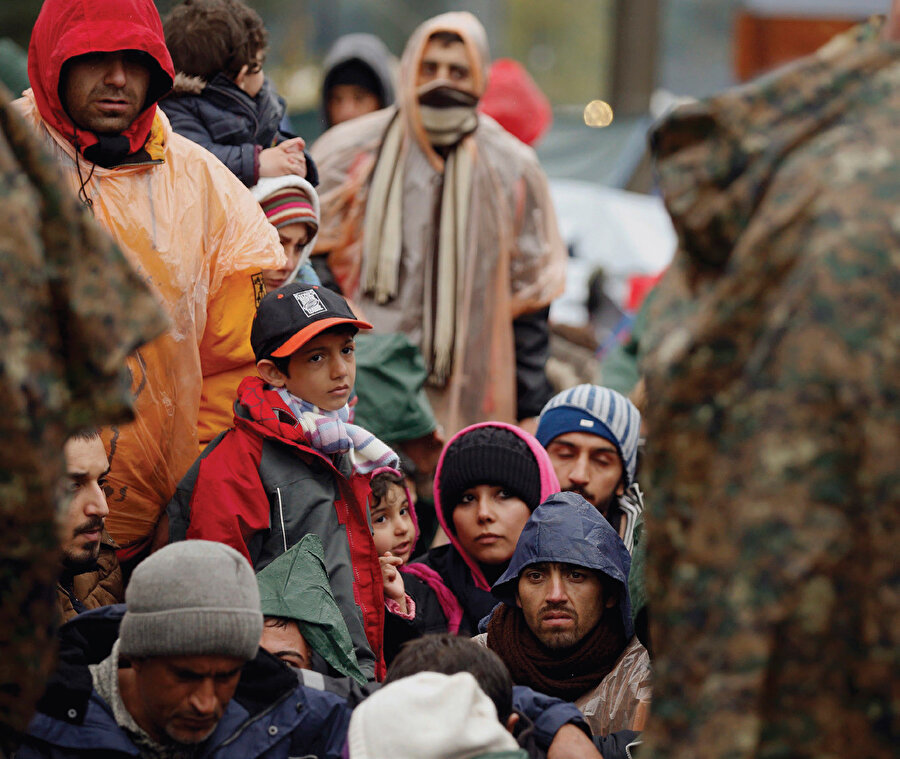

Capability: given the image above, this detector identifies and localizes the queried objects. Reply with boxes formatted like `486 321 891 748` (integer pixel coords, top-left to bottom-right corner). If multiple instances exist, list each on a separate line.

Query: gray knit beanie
119 540 263 660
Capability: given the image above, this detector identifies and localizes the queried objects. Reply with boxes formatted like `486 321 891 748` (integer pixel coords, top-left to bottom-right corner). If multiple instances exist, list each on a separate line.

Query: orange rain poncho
16 0 284 553
312 12 565 436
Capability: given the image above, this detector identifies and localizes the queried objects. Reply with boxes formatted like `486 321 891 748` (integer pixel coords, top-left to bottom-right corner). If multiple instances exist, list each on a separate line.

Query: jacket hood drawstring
73 137 95 210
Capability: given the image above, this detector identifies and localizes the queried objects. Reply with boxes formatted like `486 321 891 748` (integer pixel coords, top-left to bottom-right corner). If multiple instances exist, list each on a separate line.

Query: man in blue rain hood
477 492 651 737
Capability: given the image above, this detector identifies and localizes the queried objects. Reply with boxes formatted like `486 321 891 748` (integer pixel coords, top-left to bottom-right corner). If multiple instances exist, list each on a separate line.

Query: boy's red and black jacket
167 376 385 682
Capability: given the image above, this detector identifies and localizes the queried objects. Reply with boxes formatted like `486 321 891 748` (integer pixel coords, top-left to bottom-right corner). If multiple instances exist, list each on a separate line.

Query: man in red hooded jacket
15 0 285 563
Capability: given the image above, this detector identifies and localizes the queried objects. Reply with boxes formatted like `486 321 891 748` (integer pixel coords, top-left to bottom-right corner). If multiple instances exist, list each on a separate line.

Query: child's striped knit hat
536 384 641 487
259 185 318 232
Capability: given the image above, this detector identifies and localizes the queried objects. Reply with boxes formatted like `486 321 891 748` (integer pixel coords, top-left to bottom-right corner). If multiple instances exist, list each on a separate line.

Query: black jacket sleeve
302 149 319 187
593 731 640 759
160 98 259 186
513 306 555 420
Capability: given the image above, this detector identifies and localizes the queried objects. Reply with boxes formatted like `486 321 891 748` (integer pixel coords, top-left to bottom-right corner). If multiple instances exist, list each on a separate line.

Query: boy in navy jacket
160 0 317 187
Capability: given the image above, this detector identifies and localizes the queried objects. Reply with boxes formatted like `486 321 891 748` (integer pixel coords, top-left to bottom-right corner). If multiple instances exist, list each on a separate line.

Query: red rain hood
28 0 174 156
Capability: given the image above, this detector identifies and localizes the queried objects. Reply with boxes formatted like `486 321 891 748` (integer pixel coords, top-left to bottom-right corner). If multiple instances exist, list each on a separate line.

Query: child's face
451 484 531 567
372 482 415 563
273 330 356 411
263 222 312 292
236 51 265 98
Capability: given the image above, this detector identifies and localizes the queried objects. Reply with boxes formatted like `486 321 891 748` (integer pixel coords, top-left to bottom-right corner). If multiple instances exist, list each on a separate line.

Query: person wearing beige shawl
312 12 565 439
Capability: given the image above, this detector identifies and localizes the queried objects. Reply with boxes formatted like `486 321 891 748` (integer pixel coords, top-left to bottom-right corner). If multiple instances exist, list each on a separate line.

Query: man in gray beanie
15 540 351 759
113 540 263 747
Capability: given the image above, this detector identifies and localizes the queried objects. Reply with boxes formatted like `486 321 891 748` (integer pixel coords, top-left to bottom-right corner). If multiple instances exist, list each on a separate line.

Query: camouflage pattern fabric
0 84 167 752
639 20 898 758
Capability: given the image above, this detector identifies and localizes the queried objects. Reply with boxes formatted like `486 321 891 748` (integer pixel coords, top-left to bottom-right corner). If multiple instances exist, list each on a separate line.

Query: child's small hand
379 552 406 609
259 137 307 178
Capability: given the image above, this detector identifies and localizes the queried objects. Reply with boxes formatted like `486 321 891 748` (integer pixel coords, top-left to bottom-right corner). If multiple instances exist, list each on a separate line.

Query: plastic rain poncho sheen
311 12 565 436
256 535 367 685
17 0 284 553
491 492 652 735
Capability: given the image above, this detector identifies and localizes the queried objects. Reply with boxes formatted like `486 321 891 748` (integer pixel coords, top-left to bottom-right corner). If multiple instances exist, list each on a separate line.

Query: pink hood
433 421 560 591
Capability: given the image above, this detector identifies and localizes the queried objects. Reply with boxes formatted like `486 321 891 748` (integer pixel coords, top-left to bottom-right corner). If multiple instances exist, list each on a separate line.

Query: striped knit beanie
536 384 641 487
259 187 317 232
252 175 319 234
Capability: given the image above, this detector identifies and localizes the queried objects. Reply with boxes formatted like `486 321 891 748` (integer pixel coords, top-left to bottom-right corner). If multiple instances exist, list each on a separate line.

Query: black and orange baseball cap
251 283 373 361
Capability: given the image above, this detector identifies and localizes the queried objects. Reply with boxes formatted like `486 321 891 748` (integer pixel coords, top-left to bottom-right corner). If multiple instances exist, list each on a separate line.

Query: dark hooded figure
476 492 651 736
321 33 395 130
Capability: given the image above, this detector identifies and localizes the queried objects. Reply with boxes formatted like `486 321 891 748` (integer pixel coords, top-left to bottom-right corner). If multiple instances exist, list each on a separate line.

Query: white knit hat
347 671 523 759
119 540 263 661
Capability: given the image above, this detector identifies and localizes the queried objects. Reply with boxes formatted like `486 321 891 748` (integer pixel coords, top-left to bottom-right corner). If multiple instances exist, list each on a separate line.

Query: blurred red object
479 58 553 147
626 271 664 312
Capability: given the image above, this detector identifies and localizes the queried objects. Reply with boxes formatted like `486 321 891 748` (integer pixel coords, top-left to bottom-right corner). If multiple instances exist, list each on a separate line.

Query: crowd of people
0 0 895 757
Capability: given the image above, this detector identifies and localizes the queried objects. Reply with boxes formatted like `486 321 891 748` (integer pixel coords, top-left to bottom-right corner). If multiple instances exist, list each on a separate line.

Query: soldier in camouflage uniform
638 11 899 758
0 84 167 754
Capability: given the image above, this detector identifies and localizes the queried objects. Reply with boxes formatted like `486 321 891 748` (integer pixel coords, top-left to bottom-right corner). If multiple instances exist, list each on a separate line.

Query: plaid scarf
277 389 399 474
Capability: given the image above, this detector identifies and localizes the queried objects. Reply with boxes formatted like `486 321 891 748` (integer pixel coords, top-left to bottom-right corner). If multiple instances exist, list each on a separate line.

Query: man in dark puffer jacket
17 542 349 759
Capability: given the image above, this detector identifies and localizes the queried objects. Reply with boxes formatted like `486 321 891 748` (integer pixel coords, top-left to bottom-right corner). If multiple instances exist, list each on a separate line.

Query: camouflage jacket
0 84 167 752
639 20 898 758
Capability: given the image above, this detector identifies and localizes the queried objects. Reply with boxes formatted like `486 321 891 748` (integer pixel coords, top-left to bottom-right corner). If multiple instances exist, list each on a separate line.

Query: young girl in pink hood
369 467 459 665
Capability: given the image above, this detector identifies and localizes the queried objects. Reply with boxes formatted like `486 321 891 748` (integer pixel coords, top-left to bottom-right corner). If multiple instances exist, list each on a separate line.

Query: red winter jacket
168 376 386 681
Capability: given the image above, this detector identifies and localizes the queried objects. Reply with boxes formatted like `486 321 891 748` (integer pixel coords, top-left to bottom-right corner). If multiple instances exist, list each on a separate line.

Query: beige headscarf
362 13 489 384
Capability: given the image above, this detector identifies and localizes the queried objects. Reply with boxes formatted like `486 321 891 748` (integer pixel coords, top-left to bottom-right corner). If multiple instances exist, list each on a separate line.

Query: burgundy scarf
487 603 626 701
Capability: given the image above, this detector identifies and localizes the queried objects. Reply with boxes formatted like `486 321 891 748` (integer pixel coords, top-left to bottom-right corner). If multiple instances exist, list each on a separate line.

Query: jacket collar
31 606 302 752
233 377 357 481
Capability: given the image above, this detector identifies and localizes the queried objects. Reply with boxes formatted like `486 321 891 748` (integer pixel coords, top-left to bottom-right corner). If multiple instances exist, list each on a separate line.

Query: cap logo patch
294 289 327 317
579 419 595 428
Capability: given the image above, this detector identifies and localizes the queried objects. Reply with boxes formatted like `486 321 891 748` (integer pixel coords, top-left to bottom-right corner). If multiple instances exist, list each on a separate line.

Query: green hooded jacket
257 534 367 685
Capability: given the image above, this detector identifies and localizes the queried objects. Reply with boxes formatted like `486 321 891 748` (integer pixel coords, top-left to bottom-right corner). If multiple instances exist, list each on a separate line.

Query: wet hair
263 616 292 629
370 470 406 509
164 0 267 81
428 31 465 47
68 427 102 443
266 324 358 378
385 634 513 722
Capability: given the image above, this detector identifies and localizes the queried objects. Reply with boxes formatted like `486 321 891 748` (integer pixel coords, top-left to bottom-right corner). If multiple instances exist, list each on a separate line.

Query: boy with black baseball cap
169 283 398 681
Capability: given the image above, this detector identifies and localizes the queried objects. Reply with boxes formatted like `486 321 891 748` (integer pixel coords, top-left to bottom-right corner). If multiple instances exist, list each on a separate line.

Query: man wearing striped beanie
535 384 642 553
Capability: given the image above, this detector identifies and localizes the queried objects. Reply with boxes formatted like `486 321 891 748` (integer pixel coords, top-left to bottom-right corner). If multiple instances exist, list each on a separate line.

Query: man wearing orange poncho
15 0 285 563
312 13 565 438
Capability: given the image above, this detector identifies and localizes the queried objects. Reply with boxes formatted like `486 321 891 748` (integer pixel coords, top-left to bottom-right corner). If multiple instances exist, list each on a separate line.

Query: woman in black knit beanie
405 422 560 635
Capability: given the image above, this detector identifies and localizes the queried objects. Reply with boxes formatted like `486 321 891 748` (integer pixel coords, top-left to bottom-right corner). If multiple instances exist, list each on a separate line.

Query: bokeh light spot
584 100 614 127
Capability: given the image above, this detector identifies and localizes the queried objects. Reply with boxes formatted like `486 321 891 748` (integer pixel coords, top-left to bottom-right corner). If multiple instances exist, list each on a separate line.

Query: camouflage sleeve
0 84 168 748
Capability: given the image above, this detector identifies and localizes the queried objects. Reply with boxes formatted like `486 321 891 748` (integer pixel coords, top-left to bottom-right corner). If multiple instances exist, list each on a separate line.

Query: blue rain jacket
492 491 634 639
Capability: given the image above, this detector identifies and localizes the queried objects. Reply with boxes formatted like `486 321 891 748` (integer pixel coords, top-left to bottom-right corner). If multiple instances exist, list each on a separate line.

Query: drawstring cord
73 136 95 210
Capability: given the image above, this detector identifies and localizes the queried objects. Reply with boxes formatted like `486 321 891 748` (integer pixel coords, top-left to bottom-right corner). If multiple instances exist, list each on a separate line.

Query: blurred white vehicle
547 178 676 327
